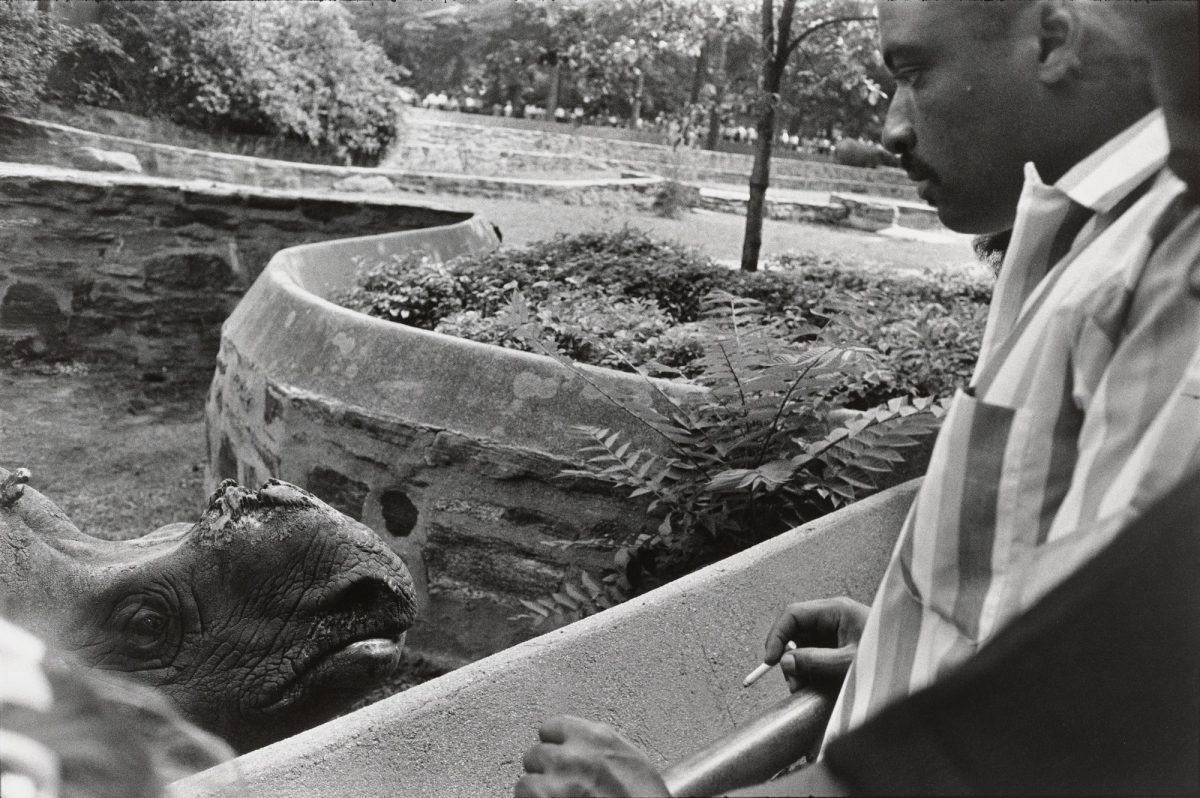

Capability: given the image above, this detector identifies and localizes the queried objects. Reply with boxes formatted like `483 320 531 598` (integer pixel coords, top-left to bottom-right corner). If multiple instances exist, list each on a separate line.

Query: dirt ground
0 362 208 539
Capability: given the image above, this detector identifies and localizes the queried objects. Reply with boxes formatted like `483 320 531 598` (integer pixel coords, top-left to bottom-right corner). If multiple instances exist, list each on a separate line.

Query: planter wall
206 219 702 663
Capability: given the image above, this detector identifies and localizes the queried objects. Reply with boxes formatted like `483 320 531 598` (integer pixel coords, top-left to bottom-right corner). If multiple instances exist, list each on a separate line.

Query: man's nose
881 94 915 156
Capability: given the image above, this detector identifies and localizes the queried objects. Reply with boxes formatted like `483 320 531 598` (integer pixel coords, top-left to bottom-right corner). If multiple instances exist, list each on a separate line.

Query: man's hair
972 229 1012 276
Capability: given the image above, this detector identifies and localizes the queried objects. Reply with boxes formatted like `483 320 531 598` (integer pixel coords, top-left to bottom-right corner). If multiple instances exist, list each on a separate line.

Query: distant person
515 1 1200 793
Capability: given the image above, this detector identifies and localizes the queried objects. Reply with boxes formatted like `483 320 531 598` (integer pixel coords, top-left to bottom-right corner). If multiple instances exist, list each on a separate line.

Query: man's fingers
538 714 594 744
523 743 557 774
763 599 851 663
514 774 551 798
781 646 856 682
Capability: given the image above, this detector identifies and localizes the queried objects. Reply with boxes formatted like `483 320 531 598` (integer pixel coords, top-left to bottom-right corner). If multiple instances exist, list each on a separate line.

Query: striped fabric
823 110 1200 744
0 616 60 798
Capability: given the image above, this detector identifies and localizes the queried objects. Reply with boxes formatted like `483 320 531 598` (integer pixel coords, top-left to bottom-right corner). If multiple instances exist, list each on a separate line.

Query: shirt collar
1023 110 1168 214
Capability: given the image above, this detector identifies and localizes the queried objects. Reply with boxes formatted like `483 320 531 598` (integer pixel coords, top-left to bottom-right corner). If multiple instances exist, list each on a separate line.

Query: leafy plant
0 3 116 114
55 1 403 164
506 288 946 628
651 179 700 219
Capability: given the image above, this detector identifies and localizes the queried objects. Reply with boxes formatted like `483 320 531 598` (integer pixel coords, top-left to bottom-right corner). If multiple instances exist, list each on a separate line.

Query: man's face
1110 1 1200 197
877 2 1040 234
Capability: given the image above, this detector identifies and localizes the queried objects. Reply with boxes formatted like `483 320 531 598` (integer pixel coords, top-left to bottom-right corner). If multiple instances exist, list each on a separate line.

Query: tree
740 0 876 272
567 0 717 127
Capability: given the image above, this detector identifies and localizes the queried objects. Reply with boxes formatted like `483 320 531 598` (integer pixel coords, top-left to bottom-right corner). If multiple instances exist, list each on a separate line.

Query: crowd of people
413 89 842 157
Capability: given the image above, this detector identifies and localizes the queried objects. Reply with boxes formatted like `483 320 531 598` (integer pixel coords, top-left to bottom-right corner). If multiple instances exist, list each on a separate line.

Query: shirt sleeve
821 470 1200 795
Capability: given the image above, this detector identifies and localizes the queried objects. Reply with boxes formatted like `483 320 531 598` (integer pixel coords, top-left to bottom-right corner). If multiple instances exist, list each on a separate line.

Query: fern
505 285 948 631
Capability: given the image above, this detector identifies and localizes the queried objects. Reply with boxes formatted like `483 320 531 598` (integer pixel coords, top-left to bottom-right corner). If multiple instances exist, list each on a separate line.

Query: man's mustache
901 155 938 183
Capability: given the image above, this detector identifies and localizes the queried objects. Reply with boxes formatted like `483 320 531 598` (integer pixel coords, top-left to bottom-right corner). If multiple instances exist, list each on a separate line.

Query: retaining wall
0 163 473 385
0 115 663 209
175 478 918 798
398 108 920 199
206 221 704 663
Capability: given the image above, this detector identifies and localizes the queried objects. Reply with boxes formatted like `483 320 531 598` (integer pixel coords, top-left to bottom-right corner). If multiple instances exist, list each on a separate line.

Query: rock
332 174 396 194
68 147 143 174
831 193 899 232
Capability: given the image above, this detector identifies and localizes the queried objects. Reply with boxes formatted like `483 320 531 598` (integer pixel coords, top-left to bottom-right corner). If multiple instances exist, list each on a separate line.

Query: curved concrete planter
206 216 701 662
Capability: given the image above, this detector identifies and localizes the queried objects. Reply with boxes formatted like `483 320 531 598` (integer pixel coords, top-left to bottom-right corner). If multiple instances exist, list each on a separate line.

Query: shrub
651 180 700 219
338 229 993 400
0 4 107 114
56 1 403 164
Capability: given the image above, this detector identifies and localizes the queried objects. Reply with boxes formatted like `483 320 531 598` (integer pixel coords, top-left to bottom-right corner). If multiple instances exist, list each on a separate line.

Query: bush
338 229 993 400
651 180 700 219
0 4 104 113
54 1 403 164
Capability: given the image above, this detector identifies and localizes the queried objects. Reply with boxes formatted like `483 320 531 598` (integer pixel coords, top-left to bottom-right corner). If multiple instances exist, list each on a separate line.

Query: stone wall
35 104 352 166
0 115 663 209
396 108 920 199
0 163 471 387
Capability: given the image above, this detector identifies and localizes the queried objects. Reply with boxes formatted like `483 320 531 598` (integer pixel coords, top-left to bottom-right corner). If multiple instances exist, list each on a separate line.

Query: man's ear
1036 0 1083 84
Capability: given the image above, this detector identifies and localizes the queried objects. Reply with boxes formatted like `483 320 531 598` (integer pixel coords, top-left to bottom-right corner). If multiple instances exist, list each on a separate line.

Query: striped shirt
824 110 1200 743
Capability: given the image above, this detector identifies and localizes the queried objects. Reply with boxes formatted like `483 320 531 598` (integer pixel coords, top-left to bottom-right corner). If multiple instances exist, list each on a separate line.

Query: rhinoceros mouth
259 577 413 714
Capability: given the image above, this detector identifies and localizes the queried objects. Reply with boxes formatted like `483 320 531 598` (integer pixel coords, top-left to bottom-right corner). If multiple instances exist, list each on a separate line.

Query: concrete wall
174 478 918 798
207 222 705 663
0 163 472 386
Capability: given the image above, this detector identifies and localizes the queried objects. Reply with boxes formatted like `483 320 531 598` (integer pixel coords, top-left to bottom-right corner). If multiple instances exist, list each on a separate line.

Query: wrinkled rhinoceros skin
0 466 417 753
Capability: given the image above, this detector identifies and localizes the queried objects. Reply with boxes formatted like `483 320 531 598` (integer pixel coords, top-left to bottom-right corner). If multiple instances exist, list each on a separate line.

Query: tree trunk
547 61 561 112
630 69 645 128
37 0 52 13
705 34 728 151
741 0 793 272
740 96 779 272
689 43 708 105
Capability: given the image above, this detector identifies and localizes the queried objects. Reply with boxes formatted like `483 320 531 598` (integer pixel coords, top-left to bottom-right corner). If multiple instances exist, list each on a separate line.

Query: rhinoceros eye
129 607 165 644
112 596 175 654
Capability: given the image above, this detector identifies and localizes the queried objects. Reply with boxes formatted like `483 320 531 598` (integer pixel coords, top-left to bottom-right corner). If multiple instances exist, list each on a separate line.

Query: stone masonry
0 163 470 385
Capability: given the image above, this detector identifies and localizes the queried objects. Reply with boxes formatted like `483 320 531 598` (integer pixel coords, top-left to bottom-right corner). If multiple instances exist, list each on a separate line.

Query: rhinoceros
0 466 417 752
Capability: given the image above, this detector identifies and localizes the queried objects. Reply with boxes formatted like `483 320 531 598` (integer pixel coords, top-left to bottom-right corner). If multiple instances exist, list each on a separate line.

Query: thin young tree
741 0 875 271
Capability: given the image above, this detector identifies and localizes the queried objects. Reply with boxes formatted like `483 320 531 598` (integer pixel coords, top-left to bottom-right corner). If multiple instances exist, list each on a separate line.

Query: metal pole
661 689 834 797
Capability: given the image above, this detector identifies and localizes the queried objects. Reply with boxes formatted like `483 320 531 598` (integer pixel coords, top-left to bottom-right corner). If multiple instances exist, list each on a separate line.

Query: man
516 1 1200 794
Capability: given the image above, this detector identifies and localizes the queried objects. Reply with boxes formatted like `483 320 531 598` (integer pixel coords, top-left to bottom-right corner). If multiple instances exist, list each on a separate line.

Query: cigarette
742 641 796 687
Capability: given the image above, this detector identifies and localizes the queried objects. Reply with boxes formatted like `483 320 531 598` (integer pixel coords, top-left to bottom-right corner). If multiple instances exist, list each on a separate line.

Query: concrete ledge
174 478 919 798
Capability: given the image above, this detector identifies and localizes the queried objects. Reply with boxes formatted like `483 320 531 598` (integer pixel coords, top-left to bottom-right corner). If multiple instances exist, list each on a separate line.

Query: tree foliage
0 2 119 114
65 1 403 163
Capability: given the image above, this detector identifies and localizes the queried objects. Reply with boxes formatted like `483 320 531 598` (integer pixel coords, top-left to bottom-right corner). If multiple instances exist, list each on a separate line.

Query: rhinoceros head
0 467 417 752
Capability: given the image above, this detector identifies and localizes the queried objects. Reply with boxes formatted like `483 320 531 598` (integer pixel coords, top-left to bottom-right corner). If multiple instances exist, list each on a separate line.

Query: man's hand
515 715 670 798
764 597 870 693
